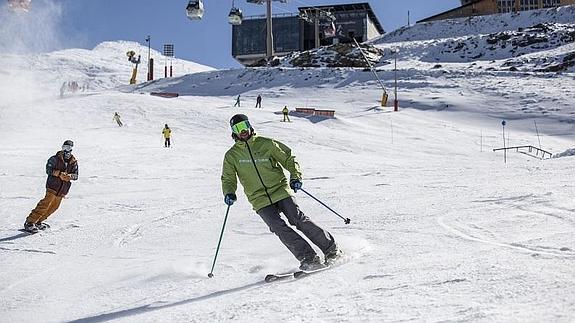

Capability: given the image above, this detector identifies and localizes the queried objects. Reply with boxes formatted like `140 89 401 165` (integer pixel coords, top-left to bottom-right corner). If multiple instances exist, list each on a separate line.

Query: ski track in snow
437 216 575 258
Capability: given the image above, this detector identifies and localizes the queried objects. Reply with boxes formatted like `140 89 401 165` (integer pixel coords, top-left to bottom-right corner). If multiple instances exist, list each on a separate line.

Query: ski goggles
231 120 251 134
62 144 73 152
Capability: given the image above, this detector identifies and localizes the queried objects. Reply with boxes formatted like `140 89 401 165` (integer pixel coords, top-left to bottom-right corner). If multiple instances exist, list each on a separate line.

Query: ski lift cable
290 0 319 8
247 0 291 16
230 0 241 14
290 0 335 18
243 0 329 23
244 1 292 21
245 0 309 19
259 0 332 17
352 37 387 94
270 2 293 15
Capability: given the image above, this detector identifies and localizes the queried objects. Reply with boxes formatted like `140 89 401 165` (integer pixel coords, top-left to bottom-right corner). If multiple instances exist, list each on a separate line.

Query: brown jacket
45 151 78 197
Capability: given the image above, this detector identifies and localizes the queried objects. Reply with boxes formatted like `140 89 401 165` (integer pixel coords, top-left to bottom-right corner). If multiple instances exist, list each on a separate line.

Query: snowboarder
282 106 291 122
162 124 171 148
24 140 78 233
113 112 123 127
255 94 262 108
234 94 241 107
221 114 341 270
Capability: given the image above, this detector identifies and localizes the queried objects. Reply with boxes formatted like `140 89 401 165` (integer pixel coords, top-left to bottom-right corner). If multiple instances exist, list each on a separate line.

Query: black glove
224 193 237 206
289 179 302 193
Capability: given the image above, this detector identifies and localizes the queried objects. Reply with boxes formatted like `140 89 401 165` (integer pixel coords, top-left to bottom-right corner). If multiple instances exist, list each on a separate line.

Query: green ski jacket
221 135 302 212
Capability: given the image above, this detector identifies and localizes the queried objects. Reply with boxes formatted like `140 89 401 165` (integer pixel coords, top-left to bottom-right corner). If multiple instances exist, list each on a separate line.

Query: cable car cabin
186 0 204 20
7 0 31 12
228 7 243 25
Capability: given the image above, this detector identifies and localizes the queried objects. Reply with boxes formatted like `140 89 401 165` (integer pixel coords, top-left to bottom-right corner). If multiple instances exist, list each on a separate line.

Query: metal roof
297 2 385 34
417 0 483 23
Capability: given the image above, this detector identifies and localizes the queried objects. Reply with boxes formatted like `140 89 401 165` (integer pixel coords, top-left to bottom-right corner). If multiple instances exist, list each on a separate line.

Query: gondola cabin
186 0 204 20
228 7 243 25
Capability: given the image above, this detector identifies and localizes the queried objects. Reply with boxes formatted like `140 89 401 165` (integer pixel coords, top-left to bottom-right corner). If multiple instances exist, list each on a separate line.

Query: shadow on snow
67 280 267 323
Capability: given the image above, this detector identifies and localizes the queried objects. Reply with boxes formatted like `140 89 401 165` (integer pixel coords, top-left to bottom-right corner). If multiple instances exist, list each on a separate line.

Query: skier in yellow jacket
162 124 171 148
221 114 341 270
282 106 291 122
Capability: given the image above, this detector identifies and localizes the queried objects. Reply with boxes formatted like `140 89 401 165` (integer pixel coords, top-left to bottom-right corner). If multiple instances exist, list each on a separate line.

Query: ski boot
299 255 324 271
324 244 343 266
23 222 39 234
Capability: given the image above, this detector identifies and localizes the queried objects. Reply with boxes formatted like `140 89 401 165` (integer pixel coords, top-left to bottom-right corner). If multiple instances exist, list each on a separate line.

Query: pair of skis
265 265 330 283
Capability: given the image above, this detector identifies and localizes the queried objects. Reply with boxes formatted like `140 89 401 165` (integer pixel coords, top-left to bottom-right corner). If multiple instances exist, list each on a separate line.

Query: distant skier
24 140 78 233
234 94 241 107
282 106 291 122
221 114 341 270
255 94 262 108
113 112 123 127
162 124 172 148
68 81 79 93
59 82 66 98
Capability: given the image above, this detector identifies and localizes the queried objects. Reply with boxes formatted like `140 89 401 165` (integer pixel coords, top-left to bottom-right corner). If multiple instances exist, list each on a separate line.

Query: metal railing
493 145 553 159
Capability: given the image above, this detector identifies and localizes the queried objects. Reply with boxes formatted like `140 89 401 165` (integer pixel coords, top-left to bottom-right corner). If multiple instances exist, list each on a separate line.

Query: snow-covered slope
133 59 575 128
40 41 214 89
373 5 575 73
0 40 214 105
2 72 575 323
1 6 575 323
376 5 575 43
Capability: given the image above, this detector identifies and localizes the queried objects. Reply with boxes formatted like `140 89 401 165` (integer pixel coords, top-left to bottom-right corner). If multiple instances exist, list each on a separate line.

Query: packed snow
1 4 574 323
373 5 575 73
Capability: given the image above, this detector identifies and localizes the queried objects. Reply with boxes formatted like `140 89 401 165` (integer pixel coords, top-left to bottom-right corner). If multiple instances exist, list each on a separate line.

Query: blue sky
54 0 460 68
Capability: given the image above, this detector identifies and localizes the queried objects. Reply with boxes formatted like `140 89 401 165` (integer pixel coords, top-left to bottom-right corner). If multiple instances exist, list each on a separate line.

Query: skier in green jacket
221 114 341 271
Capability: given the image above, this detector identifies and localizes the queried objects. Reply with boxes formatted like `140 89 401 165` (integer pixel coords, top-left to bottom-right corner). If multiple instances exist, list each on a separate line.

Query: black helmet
62 140 74 153
229 114 255 141
229 114 249 127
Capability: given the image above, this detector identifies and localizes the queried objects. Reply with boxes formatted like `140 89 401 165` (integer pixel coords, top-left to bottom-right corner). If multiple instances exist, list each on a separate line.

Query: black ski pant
164 138 171 147
257 196 336 262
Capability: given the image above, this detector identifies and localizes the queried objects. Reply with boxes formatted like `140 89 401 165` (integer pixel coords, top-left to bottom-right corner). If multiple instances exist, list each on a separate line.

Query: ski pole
300 188 351 225
208 204 231 278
